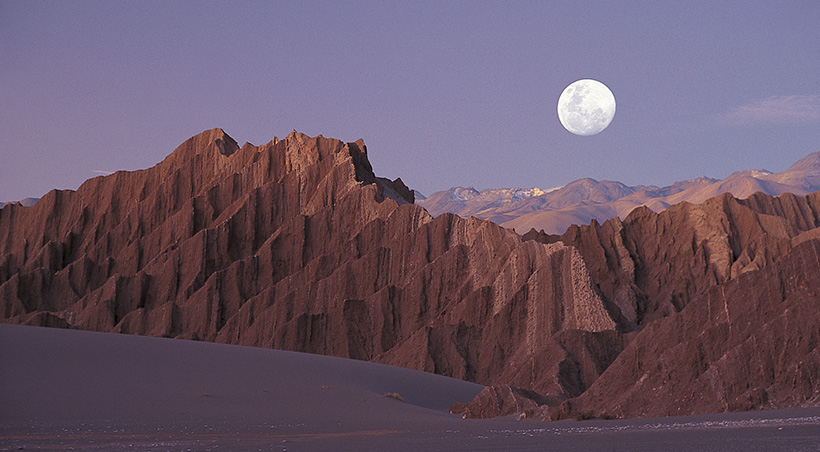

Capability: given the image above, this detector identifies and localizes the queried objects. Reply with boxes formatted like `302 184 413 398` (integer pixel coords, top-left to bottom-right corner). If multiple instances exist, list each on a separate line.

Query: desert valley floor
2 324 820 452
3 131 820 450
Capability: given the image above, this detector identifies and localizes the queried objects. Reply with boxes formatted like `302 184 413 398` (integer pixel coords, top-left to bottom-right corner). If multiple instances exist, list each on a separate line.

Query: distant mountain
418 186 558 225
411 189 427 201
418 150 820 234
3 129 820 421
0 197 39 209
1 129 618 402
458 189 820 420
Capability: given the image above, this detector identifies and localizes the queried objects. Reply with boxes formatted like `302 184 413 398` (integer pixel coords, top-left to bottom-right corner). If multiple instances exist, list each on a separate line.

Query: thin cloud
723 95 820 125
91 170 115 176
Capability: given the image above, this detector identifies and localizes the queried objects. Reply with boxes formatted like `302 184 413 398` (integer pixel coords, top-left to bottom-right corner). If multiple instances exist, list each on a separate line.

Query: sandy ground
2 324 819 452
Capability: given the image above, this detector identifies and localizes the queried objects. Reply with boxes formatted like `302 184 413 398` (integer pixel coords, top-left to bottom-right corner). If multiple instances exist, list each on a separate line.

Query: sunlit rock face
0 129 618 399
520 190 820 419
548 237 820 420
527 190 820 327
3 128 820 421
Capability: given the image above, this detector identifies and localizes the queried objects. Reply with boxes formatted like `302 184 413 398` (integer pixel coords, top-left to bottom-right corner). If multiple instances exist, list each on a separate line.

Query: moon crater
557 79 616 136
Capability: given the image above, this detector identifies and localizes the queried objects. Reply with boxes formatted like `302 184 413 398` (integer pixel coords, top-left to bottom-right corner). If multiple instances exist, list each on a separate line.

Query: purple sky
2 1 819 202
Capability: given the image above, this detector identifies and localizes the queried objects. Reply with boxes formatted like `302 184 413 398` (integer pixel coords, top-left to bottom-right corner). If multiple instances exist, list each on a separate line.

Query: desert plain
2 324 820 452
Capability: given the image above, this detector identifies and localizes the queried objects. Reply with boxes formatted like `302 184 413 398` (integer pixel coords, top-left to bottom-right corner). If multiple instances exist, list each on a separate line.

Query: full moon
557 79 616 136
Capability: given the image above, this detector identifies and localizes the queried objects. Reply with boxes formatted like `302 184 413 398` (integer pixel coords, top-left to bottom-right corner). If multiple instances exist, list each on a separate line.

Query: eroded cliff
0 129 617 400
3 129 819 420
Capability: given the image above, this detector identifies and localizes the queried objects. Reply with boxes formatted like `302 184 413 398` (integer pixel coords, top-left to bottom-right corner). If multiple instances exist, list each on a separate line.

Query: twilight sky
2 1 819 202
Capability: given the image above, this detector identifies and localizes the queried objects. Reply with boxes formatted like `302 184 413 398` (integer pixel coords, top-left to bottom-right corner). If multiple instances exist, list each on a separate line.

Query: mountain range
418 151 820 235
2 129 819 421
0 197 39 209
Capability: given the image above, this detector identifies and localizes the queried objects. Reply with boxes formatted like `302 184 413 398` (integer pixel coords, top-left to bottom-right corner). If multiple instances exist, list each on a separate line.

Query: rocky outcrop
549 237 820 419
0 129 617 399
450 189 820 420
526 191 820 327
450 385 555 419
3 128 819 421
450 327 625 419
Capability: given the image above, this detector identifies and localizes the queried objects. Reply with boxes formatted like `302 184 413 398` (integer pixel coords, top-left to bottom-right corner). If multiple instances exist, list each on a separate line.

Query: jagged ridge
0 129 618 401
3 129 819 420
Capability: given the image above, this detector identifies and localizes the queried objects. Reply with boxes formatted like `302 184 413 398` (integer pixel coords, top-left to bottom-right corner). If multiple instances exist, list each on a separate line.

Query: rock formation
527 191 820 327
510 190 820 418
548 237 820 419
0 129 617 400
2 128 819 420
450 384 556 419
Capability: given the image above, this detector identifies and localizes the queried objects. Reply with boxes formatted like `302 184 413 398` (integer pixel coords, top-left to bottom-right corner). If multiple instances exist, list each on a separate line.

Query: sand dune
2 324 820 451
0 324 481 425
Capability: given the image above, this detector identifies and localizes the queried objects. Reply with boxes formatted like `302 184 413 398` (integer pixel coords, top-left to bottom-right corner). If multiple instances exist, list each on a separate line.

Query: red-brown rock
526 191 820 327
550 238 820 419
4 128 819 420
450 385 555 419
0 129 617 400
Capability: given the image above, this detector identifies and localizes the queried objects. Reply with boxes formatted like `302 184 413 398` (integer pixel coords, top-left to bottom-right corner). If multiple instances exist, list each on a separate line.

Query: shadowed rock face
3 128 819 420
0 129 617 399
526 191 820 328
549 238 820 420
450 384 556 419
515 191 820 419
